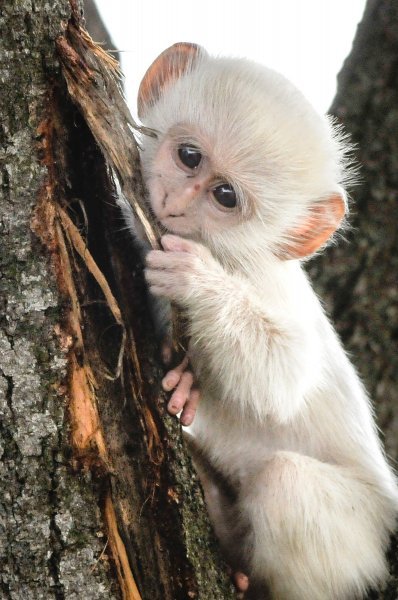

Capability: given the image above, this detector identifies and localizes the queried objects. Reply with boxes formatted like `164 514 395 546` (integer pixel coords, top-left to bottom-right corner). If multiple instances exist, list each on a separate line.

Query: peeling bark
83 0 120 65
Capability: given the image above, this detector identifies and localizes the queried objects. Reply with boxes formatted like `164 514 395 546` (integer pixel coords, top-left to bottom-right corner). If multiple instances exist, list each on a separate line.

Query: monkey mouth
160 213 186 224
159 215 191 236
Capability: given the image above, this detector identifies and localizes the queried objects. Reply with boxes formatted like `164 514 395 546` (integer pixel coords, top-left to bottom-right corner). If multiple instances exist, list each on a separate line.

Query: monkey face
142 123 251 241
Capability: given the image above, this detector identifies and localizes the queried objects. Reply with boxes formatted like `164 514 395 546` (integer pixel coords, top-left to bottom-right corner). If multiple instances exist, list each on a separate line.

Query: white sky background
95 0 366 119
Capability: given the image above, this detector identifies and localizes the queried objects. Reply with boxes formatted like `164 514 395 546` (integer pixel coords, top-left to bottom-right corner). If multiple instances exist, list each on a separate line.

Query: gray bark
0 2 119 598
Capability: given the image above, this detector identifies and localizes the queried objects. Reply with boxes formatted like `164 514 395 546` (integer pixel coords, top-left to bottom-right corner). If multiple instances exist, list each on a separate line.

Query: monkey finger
180 388 200 426
146 250 176 270
146 249 190 270
145 268 186 290
162 355 189 391
145 268 169 285
162 235 211 261
167 371 194 415
147 283 170 298
146 249 166 267
161 234 191 253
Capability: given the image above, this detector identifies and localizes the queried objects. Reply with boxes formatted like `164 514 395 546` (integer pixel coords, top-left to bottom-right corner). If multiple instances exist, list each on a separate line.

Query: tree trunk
309 0 398 596
0 3 119 598
0 1 233 599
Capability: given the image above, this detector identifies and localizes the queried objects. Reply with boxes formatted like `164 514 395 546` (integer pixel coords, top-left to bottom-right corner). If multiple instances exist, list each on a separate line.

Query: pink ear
137 43 202 119
284 193 346 259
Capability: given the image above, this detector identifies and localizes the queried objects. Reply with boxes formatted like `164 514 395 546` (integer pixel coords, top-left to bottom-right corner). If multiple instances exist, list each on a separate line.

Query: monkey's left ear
284 193 346 259
138 42 203 119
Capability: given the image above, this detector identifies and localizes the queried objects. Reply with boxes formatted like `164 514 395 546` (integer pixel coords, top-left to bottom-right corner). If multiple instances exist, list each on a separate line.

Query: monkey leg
184 433 251 575
197 467 254 595
241 451 394 600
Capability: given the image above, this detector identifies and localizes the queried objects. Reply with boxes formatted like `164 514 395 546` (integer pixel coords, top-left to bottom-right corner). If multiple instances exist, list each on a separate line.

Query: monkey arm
146 235 320 423
187 268 319 422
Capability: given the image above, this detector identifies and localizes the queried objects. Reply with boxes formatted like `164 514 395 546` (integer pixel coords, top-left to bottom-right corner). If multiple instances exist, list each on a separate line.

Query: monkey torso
188 259 396 500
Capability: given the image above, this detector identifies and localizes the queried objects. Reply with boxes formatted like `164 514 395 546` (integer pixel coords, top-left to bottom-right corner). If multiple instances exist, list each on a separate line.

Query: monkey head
137 43 354 263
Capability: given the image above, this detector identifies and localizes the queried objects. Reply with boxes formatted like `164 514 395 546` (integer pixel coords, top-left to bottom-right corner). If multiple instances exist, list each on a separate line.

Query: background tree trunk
83 0 120 64
309 0 398 596
311 0 398 459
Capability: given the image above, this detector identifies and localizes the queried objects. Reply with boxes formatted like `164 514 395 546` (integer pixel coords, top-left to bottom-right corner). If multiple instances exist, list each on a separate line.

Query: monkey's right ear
138 42 203 119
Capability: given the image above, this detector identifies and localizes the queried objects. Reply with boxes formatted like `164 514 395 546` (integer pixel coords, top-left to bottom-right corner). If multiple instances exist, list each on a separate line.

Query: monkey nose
161 182 202 216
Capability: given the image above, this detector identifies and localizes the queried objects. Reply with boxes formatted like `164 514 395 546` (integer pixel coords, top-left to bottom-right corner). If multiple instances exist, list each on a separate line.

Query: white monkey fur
135 46 398 599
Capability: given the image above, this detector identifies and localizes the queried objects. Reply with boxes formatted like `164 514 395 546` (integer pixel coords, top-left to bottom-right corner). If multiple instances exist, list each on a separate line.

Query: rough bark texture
309 0 398 596
0 2 120 598
0 1 233 599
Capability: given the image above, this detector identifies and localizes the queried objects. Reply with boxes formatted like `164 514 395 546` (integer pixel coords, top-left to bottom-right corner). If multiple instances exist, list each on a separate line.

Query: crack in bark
1 166 11 206
0 580 11 600
1 368 15 418
0 368 20 464
0 368 22 592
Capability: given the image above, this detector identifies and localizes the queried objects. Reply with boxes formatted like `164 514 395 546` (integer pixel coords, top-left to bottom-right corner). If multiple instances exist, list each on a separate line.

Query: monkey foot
234 571 249 592
225 566 249 596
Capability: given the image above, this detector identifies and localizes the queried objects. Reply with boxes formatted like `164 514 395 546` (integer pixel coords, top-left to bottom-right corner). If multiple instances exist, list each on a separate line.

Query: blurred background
85 0 366 118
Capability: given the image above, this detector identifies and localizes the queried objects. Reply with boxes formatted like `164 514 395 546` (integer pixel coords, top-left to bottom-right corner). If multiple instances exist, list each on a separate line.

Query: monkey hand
145 234 223 306
162 353 201 426
146 236 208 424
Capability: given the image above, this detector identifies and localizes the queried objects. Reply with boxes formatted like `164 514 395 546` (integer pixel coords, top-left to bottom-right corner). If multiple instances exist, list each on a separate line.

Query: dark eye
178 145 202 169
212 184 237 208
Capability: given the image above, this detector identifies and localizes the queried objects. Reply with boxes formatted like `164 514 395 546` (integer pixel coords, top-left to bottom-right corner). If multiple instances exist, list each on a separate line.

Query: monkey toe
234 572 249 592
167 371 194 415
162 355 190 391
180 388 200 426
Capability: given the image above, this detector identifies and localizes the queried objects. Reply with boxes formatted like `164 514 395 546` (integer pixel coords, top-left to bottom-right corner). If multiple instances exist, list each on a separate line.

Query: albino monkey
135 43 398 599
